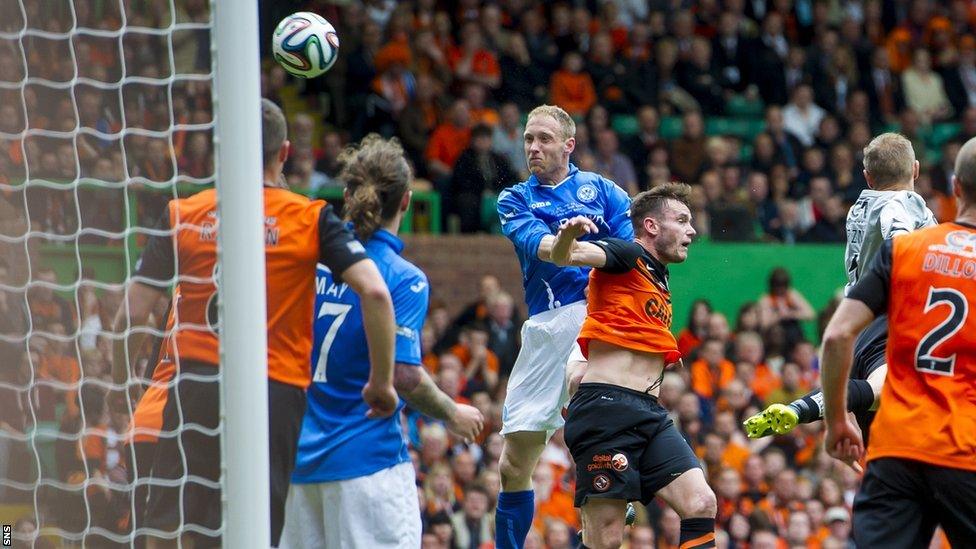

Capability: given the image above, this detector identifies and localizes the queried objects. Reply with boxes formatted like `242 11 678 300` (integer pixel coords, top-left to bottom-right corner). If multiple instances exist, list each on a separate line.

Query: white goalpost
212 0 270 547
0 0 269 546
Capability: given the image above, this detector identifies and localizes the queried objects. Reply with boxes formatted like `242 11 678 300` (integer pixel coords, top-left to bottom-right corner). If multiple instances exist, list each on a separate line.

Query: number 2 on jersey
915 287 969 376
312 302 353 382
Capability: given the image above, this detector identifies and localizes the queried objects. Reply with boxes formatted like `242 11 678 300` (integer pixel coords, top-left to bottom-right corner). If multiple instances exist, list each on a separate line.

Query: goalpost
212 1 270 548
0 1 269 546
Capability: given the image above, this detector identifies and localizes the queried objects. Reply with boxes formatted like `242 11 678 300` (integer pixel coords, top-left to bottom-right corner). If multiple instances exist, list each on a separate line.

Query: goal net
0 1 267 546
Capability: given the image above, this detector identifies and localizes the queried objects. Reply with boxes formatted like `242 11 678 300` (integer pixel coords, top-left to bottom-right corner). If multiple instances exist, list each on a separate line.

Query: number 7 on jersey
312 302 353 382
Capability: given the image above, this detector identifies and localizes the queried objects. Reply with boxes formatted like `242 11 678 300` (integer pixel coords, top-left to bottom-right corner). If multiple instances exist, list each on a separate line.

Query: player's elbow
550 253 571 267
393 363 422 394
822 322 856 350
359 282 393 310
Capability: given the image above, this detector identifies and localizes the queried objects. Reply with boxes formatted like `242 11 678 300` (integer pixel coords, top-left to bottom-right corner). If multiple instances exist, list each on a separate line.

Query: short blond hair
863 133 916 188
527 104 576 140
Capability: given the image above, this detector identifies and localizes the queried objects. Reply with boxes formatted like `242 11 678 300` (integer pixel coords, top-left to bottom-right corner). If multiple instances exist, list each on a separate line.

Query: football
272 12 339 79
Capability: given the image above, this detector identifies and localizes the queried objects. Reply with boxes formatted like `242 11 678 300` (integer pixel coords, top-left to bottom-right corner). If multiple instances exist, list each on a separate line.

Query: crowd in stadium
0 0 971 547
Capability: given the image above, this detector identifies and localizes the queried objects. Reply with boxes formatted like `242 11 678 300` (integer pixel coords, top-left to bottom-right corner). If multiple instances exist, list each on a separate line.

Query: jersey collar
369 228 405 255
529 163 579 188
343 222 404 254
639 242 670 285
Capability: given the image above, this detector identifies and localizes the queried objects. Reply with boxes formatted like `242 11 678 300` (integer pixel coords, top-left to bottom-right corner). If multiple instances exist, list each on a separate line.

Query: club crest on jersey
577 184 598 203
611 453 629 471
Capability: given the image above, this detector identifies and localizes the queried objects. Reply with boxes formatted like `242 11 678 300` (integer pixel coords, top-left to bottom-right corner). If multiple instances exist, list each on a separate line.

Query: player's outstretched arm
342 258 398 418
549 215 608 268
821 298 875 470
394 364 485 442
111 282 166 386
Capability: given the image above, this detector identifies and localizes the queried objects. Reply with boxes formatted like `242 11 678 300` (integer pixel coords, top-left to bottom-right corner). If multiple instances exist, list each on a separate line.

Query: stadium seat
706 118 767 140
611 114 639 136
660 116 684 140
929 123 961 148
725 95 765 118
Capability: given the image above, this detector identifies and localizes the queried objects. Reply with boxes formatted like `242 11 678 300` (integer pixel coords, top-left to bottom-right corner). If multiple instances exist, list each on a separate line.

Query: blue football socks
495 490 535 549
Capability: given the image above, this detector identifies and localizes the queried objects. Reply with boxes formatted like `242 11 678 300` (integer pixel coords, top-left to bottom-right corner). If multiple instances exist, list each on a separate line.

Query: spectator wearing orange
463 83 500 127
371 42 416 119
425 98 472 180
741 455 770 503
713 467 756 530
450 321 500 394
549 52 597 118
691 338 736 399
411 28 452 86
448 22 501 90
37 323 81 419
435 353 471 403
712 411 752 472
531 462 580 532
784 510 818 549
758 469 805 534
452 451 479 502
27 269 75 331
758 267 815 350
885 28 913 73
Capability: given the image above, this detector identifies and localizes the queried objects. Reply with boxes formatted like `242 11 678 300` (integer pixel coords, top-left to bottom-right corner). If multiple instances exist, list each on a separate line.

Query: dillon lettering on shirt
923 252 976 279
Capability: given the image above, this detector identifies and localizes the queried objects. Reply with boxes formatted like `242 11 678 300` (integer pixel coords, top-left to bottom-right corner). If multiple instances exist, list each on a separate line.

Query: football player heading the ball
493 105 634 549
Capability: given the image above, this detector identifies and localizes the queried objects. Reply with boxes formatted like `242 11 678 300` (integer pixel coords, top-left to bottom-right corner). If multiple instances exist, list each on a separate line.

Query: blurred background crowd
0 0 967 547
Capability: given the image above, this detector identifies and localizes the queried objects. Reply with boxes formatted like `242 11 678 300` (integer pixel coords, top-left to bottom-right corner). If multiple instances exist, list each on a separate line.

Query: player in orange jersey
821 136 976 548
111 99 399 549
550 183 716 549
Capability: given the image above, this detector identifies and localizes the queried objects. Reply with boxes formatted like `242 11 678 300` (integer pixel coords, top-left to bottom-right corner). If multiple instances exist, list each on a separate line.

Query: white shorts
279 461 420 549
501 301 587 437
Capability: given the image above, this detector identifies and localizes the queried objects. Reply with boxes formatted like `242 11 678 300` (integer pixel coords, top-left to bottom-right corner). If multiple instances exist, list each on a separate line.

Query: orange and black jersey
848 222 976 471
134 187 368 389
577 238 681 364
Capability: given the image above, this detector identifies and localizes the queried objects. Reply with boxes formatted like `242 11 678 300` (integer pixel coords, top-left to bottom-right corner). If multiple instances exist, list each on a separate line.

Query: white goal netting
0 1 222 546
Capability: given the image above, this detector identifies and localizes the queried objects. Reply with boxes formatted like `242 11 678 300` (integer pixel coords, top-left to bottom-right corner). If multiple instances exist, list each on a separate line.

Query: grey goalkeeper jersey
844 189 936 295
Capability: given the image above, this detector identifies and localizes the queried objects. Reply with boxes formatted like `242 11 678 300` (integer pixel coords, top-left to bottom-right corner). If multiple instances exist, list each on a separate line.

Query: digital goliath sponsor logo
587 454 612 472
593 474 611 492
611 453 629 472
576 184 597 203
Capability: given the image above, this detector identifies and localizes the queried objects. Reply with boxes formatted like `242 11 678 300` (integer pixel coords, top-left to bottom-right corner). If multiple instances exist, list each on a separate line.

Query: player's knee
680 486 717 519
499 449 530 487
586 521 624 549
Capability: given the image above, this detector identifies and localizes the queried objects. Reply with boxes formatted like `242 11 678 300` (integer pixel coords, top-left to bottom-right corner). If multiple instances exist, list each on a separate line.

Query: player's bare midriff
580 339 668 398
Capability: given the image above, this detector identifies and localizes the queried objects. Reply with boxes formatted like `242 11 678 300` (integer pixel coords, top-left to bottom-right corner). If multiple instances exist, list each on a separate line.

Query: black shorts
143 362 306 547
851 315 888 380
565 383 701 507
854 458 976 549
851 315 888 439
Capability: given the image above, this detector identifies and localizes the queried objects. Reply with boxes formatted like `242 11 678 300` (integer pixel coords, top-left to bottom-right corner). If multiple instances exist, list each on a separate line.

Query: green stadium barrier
669 241 846 342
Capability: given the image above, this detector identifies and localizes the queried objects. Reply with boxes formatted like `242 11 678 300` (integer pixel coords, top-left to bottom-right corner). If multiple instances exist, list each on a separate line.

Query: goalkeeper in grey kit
744 133 935 443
